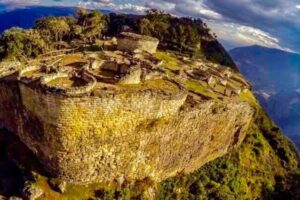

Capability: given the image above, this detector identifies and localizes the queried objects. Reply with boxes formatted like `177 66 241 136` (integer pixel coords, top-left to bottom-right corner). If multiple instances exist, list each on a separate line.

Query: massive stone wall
15 82 253 183
14 81 187 183
157 101 253 179
0 80 20 132
0 71 23 134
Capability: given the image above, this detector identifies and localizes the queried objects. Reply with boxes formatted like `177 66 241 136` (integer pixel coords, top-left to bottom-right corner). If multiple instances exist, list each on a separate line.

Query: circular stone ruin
40 72 96 96
18 66 46 83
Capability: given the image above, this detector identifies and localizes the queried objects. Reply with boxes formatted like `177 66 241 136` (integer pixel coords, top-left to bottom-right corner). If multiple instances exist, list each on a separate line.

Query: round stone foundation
40 73 96 96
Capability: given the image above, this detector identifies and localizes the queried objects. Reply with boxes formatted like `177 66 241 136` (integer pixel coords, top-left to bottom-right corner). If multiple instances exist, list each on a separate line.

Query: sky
0 0 300 52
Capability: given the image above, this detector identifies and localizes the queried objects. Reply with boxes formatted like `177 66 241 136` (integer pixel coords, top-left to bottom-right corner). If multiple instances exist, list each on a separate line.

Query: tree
106 13 133 36
177 25 187 52
35 17 70 43
138 18 151 36
135 9 172 46
49 18 70 42
76 9 107 42
0 28 45 60
0 28 25 60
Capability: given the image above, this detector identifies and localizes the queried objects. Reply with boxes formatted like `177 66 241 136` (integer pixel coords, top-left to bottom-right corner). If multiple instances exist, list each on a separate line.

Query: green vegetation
185 79 217 99
200 39 236 68
154 51 179 69
0 28 46 61
118 78 180 93
136 9 236 68
0 8 108 61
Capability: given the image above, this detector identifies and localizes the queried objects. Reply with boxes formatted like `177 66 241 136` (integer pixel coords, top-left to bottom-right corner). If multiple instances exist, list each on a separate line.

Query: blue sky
1 0 300 52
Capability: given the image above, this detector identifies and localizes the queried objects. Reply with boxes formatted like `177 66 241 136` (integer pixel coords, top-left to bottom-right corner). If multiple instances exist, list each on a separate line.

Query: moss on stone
185 79 217 99
154 51 180 70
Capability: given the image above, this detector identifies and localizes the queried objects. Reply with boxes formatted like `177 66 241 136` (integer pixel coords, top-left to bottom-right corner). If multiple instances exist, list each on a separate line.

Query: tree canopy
0 28 45 61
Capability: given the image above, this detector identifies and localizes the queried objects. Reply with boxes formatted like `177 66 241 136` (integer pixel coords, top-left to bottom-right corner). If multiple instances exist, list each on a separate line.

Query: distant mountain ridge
230 45 300 149
0 6 77 33
0 6 111 33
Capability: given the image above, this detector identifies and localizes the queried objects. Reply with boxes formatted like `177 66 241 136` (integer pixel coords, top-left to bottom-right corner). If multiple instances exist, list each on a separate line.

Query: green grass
154 51 180 70
238 90 258 107
185 79 217 99
117 78 180 93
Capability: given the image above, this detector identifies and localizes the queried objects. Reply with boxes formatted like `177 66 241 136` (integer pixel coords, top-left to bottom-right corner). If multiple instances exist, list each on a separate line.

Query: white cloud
145 1 175 12
145 0 222 19
99 0 112 3
78 1 147 14
207 21 294 52
0 0 40 10
111 3 147 13
142 0 300 52
0 0 39 4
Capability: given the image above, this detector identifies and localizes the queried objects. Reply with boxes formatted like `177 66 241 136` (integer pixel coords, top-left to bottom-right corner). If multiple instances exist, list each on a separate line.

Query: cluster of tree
34 8 108 46
106 9 235 67
137 10 208 53
107 9 212 55
0 8 108 60
0 8 235 68
0 28 46 60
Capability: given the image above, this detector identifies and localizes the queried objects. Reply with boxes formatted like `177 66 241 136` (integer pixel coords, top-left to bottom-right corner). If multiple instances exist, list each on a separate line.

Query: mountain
230 45 300 149
0 6 76 33
0 6 112 34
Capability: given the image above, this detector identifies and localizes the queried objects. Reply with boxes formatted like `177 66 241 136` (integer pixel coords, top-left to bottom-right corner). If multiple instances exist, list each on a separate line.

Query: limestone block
208 76 217 87
117 32 159 54
119 67 142 84
91 60 104 69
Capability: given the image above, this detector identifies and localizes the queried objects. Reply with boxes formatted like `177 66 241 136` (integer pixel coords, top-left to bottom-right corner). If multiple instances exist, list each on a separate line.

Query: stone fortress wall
0 33 254 184
0 63 23 133
18 82 188 183
0 66 190 183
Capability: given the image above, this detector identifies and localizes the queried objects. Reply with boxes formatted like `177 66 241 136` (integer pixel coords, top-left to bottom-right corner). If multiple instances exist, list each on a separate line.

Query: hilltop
0 9 299 200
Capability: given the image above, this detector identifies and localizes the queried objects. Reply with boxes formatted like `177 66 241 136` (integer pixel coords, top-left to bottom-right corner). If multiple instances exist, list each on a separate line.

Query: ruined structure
117 32 159 54
0 34 253 184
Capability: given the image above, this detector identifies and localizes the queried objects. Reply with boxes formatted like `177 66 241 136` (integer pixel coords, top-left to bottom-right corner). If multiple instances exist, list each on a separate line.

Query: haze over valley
230 45 300 149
